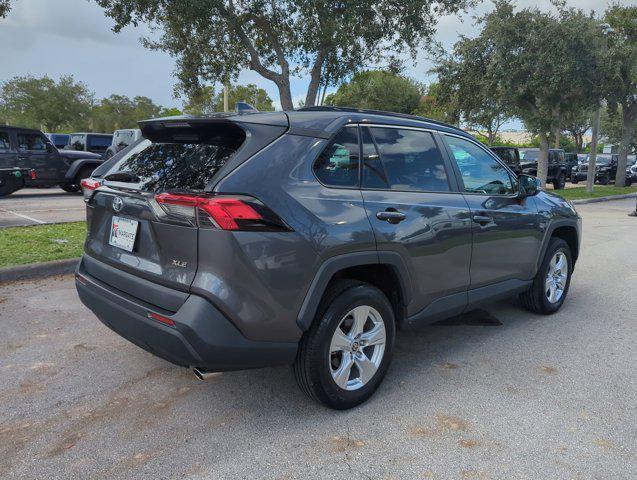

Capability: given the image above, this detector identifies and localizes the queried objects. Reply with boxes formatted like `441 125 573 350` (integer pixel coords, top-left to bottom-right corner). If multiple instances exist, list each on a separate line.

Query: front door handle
376 209 406 224
472 215 493 225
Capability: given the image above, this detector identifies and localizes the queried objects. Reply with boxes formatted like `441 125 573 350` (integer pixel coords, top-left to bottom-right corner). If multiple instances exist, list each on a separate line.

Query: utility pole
586 23 613 194
223 84 229 112
587 108 601 194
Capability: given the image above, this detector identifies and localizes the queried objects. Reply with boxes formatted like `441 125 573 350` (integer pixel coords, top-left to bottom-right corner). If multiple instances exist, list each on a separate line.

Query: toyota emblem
112 196 124 213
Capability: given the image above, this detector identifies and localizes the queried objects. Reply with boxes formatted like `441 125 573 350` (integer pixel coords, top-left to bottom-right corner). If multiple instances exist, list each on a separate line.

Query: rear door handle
376 210 406 224
472 215 493 225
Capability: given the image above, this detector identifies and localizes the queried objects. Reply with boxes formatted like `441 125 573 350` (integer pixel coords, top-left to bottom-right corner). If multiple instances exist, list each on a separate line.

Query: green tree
325 71 422 115
433 34 510 145
0 75 93 132
603 5 637 186
94 0 470 110
0 0 11 18
90 95 164 132
471 1 606 185
601 106 637 154
562 108 593 153
183 84 274 114
411 83 460 125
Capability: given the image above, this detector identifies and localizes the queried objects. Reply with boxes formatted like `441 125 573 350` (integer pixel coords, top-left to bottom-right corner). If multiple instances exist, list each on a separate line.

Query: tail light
155 193 290 231
29 169 37 180
81 178 102 202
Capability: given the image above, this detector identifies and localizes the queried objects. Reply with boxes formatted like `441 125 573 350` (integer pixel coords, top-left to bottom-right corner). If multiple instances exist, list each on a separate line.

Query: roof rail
297 106 461 131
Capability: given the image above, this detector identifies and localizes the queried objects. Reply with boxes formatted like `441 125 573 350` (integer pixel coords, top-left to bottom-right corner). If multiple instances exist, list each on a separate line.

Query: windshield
519 149 539 161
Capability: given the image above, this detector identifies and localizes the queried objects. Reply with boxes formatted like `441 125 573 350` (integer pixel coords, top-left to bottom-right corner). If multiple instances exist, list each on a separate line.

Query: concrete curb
571 193 637 205
0 258 79 284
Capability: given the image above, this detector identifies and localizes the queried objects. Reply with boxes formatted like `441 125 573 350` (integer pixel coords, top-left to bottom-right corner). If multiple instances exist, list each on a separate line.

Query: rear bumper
75 259 297 371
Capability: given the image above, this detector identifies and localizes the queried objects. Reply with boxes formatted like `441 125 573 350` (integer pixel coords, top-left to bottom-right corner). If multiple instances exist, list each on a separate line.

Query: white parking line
0 208 46 224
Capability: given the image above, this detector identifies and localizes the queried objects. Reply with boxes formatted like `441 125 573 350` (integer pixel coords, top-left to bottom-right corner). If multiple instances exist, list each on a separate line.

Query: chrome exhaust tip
192 367 219 381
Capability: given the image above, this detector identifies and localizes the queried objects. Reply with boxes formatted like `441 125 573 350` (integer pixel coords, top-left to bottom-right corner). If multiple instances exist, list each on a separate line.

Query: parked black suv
571 154 633 186
490 146 522 175
518 148 567 189
0 126 103 196
66 133 113 158
563 152 579 180
75 107 581 409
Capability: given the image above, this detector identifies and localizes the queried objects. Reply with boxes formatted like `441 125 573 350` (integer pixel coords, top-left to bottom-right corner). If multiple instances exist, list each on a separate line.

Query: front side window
313 127 359 187
17 133 47 151
446 135 514 195
366 127 449 192
0 132 10 150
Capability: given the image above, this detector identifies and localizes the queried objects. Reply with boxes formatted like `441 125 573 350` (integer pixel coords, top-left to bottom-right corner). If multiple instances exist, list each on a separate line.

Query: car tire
552 174 566 190
294 279 395 410
75 166 95 192
60 184 80 193
571 177 579 184
520 237 573 315
599 175 609 185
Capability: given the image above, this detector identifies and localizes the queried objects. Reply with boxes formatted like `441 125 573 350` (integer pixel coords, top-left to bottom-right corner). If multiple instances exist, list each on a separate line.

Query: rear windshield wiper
104 172 140 183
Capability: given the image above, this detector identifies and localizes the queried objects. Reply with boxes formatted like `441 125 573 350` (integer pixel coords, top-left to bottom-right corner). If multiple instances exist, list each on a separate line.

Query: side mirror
518 174 540 197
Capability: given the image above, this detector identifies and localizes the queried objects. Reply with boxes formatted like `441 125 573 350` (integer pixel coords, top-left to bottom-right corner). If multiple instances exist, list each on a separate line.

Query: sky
0 0 632 128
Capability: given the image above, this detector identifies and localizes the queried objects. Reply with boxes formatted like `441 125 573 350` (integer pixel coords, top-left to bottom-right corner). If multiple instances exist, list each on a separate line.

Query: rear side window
105 123 246 193
0 132 10 150
365 127 450 192
313 127 359 187
17 133 47 151
69 135 85 151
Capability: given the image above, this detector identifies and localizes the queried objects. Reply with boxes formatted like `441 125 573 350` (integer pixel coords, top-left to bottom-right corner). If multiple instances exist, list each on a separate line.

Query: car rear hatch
82 115 288 311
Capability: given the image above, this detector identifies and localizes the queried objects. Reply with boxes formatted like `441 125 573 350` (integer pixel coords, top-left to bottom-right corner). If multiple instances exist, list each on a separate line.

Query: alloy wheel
545 251 568 303
329 305 386 391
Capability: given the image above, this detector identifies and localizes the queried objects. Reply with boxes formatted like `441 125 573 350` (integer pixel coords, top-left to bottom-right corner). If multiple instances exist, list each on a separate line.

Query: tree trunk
537 132 550 187
277 78 293 110
487 129 495 146
553 125 561 148
587 106 602 194
615 111 636 187
575 132 583 153
305 51 326 108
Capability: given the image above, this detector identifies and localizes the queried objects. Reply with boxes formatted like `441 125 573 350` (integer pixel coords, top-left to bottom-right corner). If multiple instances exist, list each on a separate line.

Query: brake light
155 193 289 231
29 169 37 180
81 178 101 190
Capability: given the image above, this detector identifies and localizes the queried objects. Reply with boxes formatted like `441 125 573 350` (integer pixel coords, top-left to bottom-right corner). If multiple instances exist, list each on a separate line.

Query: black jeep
518 148 567 189
0 126 103 197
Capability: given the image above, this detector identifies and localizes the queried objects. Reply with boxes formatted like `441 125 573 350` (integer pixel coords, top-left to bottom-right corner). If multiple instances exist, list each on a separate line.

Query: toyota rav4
75 107 581 409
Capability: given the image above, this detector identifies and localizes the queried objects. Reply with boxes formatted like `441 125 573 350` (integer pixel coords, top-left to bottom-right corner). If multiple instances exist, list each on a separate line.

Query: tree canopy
183 84 274 115
325 71 422 114
433 32 509 145
0 75 93 132
94 0 470 110
459 1 607 184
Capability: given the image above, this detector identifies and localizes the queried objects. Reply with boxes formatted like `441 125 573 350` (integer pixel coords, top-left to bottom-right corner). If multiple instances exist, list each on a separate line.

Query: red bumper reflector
30 169 37 180
148 312 176 327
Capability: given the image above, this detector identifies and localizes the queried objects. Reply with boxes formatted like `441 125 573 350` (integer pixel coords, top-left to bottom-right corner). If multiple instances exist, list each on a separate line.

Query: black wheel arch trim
535 218 580 271
296 250 413 331
64 159 103 182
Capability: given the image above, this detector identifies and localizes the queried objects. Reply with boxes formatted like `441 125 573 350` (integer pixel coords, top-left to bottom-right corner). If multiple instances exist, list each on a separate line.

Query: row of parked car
490 146 636 188
46 129 142 159
0 126 141 196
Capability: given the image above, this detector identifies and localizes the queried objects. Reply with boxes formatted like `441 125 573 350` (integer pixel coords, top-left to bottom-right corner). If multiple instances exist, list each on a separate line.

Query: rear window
519 149 539 161
104 123 245 193
88 136 112 148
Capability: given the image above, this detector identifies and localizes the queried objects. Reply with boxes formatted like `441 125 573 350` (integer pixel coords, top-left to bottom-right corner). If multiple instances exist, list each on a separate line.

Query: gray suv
75 107 581 409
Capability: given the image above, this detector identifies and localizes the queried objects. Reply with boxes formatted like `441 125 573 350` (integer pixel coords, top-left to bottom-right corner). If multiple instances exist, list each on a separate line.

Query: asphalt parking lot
0 188 85 227
1 198 635 479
